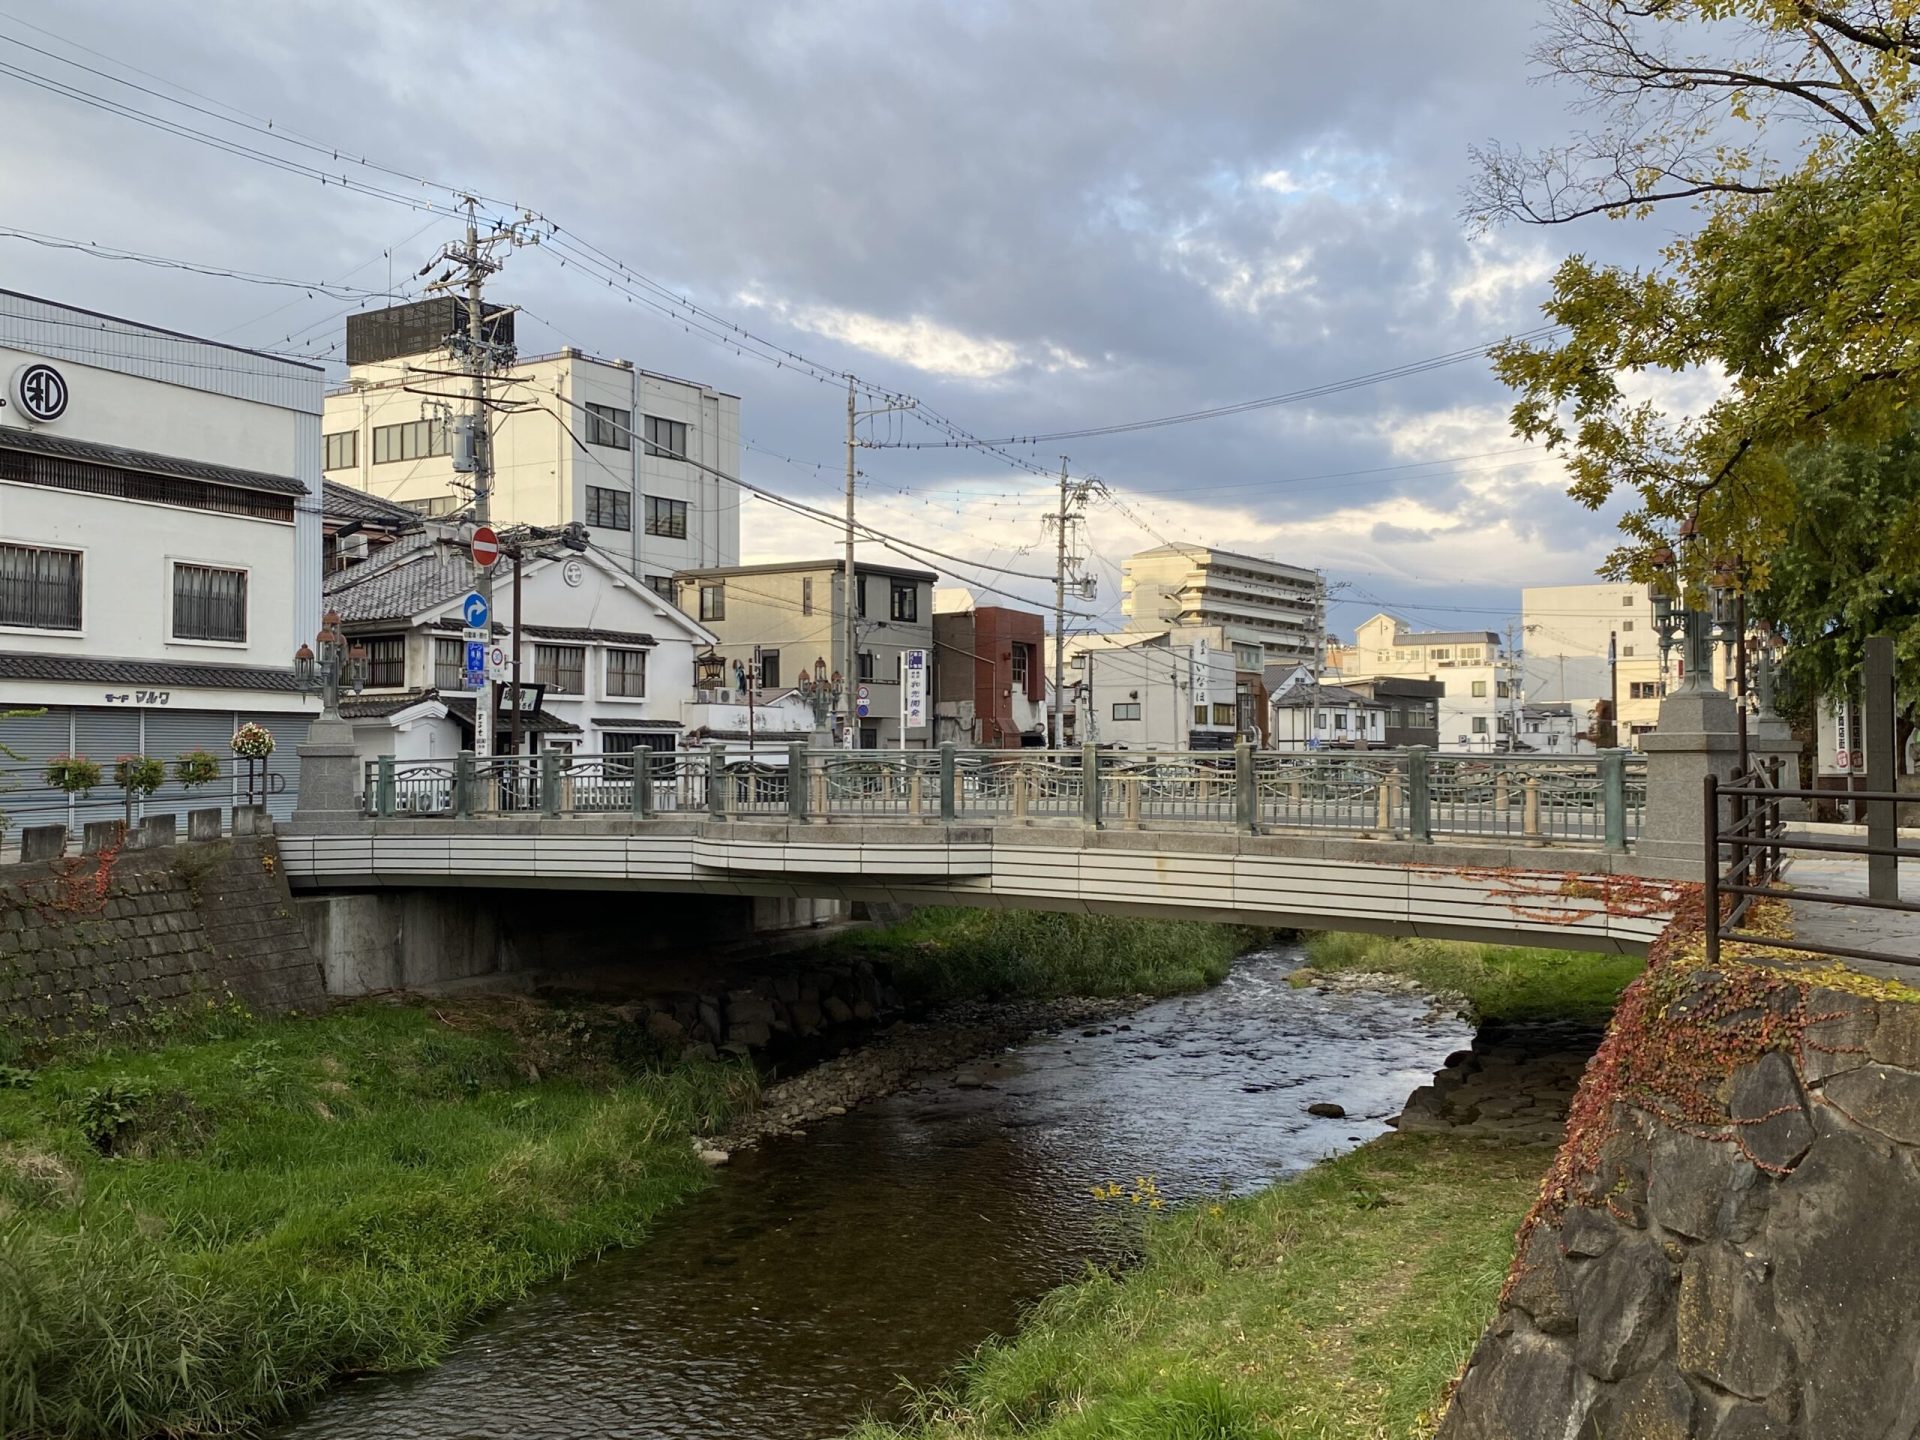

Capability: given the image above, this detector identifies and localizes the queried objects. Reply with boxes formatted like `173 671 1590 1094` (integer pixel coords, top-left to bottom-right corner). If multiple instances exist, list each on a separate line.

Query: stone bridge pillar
1635 683 1796 876
293 711 362 823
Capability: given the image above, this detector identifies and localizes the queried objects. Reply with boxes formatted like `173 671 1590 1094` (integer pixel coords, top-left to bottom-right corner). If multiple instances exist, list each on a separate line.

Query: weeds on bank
0 995 755 1440
851 1136 1545 1440
1297 932 1641 1025
818 908 1264 1004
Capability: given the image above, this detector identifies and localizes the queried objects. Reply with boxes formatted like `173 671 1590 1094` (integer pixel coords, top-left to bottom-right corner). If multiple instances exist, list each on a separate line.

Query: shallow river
277 946 1468 1440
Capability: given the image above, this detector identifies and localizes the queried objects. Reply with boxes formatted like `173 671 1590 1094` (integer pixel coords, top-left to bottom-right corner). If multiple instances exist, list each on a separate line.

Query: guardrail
364 744 1647 848
1706 765 1918 968
1 758 286 836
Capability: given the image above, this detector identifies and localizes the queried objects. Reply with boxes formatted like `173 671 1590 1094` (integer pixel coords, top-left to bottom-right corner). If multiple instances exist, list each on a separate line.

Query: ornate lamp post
795 656 844 744
1648 521 1720 697
293 610 367 718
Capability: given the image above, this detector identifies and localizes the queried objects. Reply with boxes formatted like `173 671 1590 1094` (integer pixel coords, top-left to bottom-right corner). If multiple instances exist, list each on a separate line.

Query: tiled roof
440 695 582 735
0 426 307 495
0 652 302 692
324 533 477 622
1271 679 1385 709
338 689 443 719
589 717 682 729
321 481 423 528
423 617 656 646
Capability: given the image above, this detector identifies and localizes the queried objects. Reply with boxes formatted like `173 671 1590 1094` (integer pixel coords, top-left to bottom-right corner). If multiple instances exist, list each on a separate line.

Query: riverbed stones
1306 1101 1345 1118
1392 1019 1604 1142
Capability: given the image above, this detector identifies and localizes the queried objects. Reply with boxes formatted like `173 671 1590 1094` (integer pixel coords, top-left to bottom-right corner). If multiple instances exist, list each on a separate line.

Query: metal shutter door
1 707 76 834
144 710 242 823
71 709 142 833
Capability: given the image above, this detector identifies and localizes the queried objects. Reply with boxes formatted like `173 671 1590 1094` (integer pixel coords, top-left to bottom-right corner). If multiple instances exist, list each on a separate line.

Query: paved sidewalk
1777 848 1920 979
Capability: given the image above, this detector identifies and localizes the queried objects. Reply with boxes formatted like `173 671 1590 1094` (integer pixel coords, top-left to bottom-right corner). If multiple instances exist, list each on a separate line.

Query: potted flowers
231 723 274 808
174 749 221 788
45 754 102 797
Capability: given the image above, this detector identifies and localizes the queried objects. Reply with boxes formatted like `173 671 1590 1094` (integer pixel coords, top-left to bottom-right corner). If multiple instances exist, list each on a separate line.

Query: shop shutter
70 710 142 832
144 710 244 820
0 707 76 833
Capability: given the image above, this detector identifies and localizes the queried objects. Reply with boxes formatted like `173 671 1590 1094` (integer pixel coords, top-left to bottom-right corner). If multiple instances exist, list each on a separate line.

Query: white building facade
1335 614 1521 753
322 303 739 600
1074 629 1242 750
1121 544 1325 669
0 290 323 830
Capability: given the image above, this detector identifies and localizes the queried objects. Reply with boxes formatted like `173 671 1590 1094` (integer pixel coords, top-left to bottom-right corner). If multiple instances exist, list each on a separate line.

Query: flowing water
277 946 1468 1440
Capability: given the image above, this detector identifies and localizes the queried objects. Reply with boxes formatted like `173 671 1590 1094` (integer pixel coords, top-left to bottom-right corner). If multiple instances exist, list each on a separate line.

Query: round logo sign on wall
11 362 69 423
562 559 586 588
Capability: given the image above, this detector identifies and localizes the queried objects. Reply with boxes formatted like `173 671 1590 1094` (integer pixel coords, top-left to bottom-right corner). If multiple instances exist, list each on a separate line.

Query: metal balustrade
361 744 1647 849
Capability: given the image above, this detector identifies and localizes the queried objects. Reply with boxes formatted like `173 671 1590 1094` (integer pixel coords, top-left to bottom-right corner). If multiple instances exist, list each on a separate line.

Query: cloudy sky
0 1 1681 643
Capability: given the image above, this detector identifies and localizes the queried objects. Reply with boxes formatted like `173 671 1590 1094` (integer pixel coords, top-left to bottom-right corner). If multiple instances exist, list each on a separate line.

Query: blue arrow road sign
462 591 490 628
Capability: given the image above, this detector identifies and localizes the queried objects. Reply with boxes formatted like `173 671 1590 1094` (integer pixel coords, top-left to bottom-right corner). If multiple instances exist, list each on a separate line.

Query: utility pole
1503 621 1525 753
1053 457 1069 750
426 197 540 765
841 380 917 750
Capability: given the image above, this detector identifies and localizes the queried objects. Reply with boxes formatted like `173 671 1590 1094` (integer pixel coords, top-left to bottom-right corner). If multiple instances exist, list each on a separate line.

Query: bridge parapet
360 745 1648 852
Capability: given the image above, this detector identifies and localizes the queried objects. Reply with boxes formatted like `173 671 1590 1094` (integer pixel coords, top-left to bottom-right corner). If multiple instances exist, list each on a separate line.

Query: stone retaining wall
0 835 326 1047
1439 972 1920 1439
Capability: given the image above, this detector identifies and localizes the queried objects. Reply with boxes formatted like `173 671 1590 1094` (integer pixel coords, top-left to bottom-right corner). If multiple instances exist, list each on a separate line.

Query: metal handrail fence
364 743 1648 849
1705 765 1920 968
2 757 285 838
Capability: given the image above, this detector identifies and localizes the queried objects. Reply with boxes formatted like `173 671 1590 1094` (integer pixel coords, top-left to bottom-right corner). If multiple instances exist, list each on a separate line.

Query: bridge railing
361 744 1646 848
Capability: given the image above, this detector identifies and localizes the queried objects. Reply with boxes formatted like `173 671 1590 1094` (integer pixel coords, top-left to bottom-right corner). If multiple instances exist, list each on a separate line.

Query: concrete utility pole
841 380 916 750
1053 456 1069 751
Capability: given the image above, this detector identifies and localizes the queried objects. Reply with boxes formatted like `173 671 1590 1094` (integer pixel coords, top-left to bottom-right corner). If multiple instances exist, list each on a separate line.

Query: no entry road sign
471 526 500 567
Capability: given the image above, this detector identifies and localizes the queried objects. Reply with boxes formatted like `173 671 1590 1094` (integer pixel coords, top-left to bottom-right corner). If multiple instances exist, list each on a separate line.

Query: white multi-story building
1120 544 1325 669
1072 627 1245 750
1336 613 1521 753
1522 582 1671 744
0 289 322 829
321 302 739 600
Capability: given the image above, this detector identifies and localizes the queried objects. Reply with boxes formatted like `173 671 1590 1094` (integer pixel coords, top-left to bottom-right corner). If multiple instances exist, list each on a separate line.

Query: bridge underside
281 820 1677 957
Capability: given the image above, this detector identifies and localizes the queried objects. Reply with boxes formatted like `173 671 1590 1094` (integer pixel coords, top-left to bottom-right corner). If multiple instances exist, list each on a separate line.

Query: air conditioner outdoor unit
335 532 370 562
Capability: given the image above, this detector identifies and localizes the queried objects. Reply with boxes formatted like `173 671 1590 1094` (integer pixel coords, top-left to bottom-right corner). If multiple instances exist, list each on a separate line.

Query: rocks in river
696 1146 731 1167
1390 1019 1605 1144
1306 1101 1347 1118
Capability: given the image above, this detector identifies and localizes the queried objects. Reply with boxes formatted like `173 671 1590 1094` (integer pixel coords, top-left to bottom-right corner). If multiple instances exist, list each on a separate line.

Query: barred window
0 542 82 630
585 403 632 449
587 486 631 530
171 564 248 643
371 419 450 464
606 647 647 697
433 637 464 690
364 635 406 688
699 584 725 622
645 495 687 538
644 415 688 459
645 575 677 605
323 431 358 470
536 644 586 694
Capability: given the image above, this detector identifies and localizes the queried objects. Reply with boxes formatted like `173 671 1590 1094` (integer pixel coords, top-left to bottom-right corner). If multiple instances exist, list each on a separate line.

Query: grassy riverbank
852 1134 1545 1440
825 908 1262 1004
0 996 754 1440
1298 931 1642 1024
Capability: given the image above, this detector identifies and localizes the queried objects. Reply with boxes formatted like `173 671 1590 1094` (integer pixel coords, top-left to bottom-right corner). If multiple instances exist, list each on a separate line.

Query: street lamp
294 609 366 718
1647 523 1719 696
796 655 844 741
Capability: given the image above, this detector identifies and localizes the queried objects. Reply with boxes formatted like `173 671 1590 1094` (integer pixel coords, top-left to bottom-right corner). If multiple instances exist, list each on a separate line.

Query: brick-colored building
932 604 1047 748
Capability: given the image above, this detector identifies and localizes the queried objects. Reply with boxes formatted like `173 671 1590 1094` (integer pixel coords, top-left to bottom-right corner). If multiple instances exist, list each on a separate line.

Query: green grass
1299 932 1642 1025
0 995 755 1439
851 1135 1545 1440
821 908 1262 1004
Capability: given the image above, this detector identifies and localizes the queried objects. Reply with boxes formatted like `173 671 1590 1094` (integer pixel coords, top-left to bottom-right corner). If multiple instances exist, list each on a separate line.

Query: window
645 495 687 538
856 574 869 618
643 415 688 459
1630 681 1667 701
1212 703 1236 726
0 542 82 630
756 650 780 689
1471 716 1489 734
1622 645 1635 658
1497 681 1512 699
645 575 677 604
587 486 631 531
171 563 247 642
433 637 464 689
1623 594 1636 607
1194 705 1208 726
371 418 450 464
1460 647 1481 661
606 647 647 697
1315 710 1329 729
536 644 586 694
858 651 875 681
1472 680 1488 698
364 635 405 688
890 579 918 622
1333 712 1348 731
323 431 358 470
1010 643 1030 688
699 583 725 622
1111 702 1141 721
585 403 632 449
400 494 461 516
802 577 814 616
1430 647 1451 662
1621 620 1634 633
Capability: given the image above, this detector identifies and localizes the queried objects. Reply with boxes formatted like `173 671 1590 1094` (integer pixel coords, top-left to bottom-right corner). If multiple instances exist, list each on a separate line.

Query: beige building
1120 544 1325 669
1522 582 1698 743
321 302 739 600
673 560 935 748
1337 614 1519 752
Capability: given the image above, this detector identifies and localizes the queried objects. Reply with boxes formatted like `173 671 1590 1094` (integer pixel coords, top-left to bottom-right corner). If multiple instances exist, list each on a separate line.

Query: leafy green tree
1751 424 1920 709
1469 1 1920 585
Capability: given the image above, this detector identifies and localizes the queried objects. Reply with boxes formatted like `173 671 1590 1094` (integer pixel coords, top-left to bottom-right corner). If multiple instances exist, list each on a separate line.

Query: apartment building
1521 582 1670 743
1120 544 1325 669
321 301 739 598
0 289 322 829
1336 613 1518 752
1070 627 1250 750
674 560 935 748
